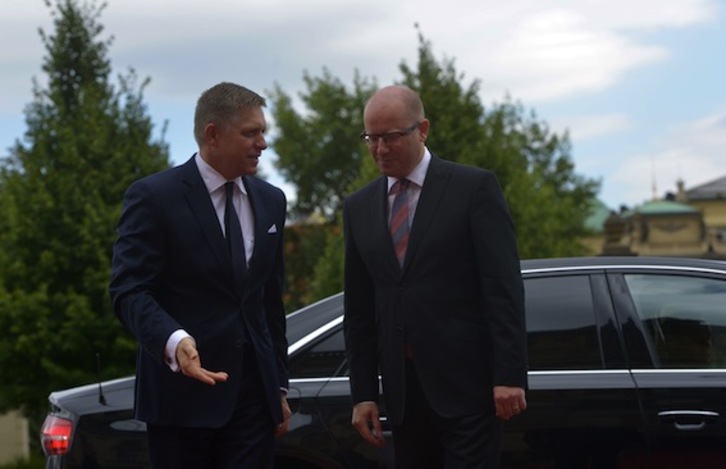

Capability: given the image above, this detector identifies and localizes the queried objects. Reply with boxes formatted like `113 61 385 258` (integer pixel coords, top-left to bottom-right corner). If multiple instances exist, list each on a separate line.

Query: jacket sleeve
343 199 381 404
109 179 181 365
471 171 528 388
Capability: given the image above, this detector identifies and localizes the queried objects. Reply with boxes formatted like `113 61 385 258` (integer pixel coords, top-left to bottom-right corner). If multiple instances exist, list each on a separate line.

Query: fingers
275 422 288 437
276 396 292 437
177 339 228 386
352 402 385 447
493 386 527 421
196 369 229 385
368 418 384 447
182 363 229 385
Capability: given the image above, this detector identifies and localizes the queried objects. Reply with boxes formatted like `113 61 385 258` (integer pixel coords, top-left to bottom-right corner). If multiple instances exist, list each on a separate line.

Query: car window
288 329 347 378
525 275 602 370
624 274 726 369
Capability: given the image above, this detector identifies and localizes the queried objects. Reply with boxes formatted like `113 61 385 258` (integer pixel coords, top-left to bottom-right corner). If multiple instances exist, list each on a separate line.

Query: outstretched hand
176 337 229 385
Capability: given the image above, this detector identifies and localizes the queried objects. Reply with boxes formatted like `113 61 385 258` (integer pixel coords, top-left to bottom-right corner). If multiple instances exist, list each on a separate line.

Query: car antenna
96 352 107 406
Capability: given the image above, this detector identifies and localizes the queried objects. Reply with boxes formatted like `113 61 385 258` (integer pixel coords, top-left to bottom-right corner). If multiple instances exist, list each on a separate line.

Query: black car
41 257 726 468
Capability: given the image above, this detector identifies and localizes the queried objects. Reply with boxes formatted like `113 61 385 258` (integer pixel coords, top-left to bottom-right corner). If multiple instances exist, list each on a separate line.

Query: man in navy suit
110 82 290 468
344 85 528 468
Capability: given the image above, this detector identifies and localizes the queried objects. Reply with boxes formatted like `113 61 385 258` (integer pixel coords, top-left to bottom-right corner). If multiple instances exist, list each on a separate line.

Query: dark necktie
224 181 247 287
390 178 411 266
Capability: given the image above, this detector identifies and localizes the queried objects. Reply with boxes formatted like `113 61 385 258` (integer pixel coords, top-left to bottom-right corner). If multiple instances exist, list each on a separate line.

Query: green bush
0 454 45 469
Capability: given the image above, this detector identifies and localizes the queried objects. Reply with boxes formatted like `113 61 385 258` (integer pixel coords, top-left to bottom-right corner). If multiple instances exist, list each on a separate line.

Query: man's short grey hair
194 82 266 146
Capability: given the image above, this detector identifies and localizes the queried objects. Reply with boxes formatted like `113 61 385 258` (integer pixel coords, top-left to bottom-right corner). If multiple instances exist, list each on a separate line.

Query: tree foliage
308 218 345 301
399 34 487 168
282 222 331 312
0 0 169 417
476 100 600 257
268 70 377 220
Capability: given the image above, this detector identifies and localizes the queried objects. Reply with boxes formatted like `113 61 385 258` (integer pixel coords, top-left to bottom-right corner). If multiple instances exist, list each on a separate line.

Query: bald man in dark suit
344 85 528 468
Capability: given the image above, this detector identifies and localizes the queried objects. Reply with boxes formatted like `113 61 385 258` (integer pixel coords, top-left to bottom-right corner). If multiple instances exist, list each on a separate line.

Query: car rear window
525 275 602 370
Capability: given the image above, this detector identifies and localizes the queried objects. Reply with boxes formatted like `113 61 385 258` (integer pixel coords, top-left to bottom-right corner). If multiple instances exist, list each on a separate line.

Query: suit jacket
343 154 527 426
109 157 288 428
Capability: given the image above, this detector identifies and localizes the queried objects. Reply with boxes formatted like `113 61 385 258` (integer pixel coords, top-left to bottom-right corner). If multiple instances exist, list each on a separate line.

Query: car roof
285 292 343 348
521 256 726 273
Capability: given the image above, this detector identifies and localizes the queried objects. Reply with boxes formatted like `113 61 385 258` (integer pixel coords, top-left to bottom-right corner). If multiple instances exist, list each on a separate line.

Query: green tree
308 217 345 301
282 221 331 312
274 31 599 301
399 33 488 169
0 0 169 418
475 100 600 257
269 70 376 220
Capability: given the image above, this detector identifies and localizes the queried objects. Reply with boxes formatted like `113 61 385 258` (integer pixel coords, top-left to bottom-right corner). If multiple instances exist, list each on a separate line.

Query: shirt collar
194 153 247 195
387 147 431 192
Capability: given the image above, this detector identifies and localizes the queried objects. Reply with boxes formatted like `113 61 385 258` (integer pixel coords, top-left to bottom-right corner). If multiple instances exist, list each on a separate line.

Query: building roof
584 199 611 233
624 200 699 217
686 175 726 201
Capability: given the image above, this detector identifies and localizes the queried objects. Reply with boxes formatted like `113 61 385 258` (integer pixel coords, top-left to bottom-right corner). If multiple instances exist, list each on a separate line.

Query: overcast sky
2 0 725 210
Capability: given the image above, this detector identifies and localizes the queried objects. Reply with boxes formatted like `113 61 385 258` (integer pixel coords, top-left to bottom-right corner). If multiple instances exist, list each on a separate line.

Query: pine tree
0 0 169 417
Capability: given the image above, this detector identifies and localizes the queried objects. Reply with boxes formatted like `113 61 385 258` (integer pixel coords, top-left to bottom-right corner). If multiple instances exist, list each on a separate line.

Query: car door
610 268 726 468
500 270 650 469
286 323 395 468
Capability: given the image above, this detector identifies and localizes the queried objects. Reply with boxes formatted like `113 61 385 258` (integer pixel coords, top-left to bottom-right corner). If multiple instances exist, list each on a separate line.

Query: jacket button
234 340 243 348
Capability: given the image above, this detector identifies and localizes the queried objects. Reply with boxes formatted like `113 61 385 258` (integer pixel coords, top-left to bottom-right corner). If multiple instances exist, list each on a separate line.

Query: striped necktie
390 179 411 266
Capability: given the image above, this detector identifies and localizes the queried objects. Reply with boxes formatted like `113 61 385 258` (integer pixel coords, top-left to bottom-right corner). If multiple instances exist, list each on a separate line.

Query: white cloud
97 0 718 107
677 111 726 148
610 110 726 206
576 0 718 30
2 0 716 110
1 0 722 210
486 10 667 102
555 113 632 141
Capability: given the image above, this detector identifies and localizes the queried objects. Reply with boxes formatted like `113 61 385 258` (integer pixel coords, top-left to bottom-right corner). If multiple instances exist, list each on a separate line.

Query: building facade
596 175 726 259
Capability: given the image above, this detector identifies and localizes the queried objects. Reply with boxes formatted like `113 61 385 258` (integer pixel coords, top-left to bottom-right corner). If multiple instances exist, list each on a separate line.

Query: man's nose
374 138 390 154
257 134 268 150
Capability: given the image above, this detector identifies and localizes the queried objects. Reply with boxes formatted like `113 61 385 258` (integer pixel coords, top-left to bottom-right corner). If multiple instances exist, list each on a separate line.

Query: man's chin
244 159 259 176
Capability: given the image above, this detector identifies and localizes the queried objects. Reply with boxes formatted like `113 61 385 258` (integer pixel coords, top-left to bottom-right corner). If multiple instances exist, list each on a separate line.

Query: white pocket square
267 224 278 234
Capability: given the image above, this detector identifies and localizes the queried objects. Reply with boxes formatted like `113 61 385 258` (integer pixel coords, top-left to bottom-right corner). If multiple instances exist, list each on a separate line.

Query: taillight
40 415 73 456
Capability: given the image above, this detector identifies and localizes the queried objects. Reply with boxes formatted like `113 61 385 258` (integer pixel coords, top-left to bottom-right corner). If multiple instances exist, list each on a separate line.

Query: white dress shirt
386 147 432 225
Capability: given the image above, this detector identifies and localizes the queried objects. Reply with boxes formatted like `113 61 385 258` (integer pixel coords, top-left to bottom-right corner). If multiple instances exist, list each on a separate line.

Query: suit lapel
369 177 402 272
242 176 262 277
403 155 451 270
181 159 230 270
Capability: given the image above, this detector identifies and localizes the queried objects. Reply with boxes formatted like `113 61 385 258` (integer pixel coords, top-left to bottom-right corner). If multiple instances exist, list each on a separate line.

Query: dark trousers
392 360 502 469
146 349 276 469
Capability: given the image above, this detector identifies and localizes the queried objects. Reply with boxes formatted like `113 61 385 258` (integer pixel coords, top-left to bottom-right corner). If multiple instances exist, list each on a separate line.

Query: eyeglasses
360 122 420 147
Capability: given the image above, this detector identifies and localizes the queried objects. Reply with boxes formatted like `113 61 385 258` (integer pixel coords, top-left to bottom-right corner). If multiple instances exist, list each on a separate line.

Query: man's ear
418 118 430 142
204 123 218 146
